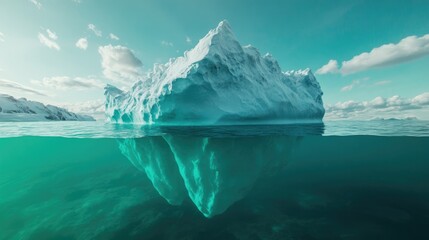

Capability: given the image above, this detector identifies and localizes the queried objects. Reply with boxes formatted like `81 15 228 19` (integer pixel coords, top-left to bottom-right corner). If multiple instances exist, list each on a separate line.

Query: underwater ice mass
118 135 298 217
106 21 325 217
105 21 325 125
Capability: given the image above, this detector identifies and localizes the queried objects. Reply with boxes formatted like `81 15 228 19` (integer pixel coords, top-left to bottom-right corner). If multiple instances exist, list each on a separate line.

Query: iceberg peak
104 84 123 97
105 21 325 125
213 20 233 37
217 19 231 30
187 20 240 63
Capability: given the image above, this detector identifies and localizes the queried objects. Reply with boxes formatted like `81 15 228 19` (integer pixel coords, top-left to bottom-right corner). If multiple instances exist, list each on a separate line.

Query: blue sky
0 0 428 119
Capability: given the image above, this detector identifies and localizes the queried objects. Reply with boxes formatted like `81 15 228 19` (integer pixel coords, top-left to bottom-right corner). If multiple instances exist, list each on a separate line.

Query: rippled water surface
0 120 428 138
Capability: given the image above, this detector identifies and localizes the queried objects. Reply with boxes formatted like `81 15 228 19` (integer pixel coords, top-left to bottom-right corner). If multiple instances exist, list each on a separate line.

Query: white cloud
38 30 60 50
98 45 143 84
341 83 354 92
186 36 191 43
0 32 4 42
46 29 58 40
325 92 429 120
31 76 104 90
29 0 42 9
412 92 429 105
60 99 105 120
0 78 46 96
317 34 429 75
161 40 173 47
340 80 359 92
88 24 102 37
373 80 391 86
340 77 369 92
316 59 338 74
109 33 119 40
75 38 88 50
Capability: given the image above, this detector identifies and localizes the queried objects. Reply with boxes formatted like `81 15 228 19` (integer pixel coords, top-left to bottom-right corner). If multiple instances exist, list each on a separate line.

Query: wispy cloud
46 29 58 40
0 32 4 42
373 80 391 86
109 33 119 40
0 78 46 96
31 76 104 90
161 40 173 47
317 34 429 75
59 99 105 119
38 33 60 50
88 24 102 37
29 0 42 9
325 92 429 120
340 77 369 92
341 80 360 92
98 45 143 84
186 36 191 43
75 37 88 50
38 29 60 50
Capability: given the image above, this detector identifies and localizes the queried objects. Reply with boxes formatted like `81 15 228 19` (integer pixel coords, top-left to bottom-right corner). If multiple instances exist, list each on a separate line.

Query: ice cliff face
0 94 94 121
105 21 324 125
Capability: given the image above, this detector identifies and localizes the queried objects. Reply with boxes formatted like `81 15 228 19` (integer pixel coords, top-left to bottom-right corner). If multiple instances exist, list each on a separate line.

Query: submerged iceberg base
118 136 298 217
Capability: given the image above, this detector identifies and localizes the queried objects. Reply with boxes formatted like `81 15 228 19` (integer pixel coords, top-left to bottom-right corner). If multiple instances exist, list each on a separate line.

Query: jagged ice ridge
105 21 324 125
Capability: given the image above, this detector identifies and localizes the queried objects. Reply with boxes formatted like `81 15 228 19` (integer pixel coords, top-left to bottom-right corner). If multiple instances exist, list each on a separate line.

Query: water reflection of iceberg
117 124 323 217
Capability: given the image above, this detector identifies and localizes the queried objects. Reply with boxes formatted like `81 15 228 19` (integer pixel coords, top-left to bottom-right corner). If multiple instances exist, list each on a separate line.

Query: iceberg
105 20 324 125
118 135 299 217
0 94 94 122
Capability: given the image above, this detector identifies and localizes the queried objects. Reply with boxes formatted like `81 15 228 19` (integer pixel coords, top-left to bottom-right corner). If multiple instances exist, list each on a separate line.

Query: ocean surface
1 120 428 240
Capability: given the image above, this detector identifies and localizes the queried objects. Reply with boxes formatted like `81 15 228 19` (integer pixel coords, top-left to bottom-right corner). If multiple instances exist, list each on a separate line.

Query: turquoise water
1 121 429 239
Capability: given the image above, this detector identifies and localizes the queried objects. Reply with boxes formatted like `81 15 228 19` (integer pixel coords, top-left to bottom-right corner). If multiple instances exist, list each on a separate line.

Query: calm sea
1 120 428 239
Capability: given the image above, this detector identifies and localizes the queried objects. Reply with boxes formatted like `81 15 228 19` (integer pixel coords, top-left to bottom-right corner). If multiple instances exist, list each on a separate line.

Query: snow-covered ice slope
105 21 324 125
0 94 94 122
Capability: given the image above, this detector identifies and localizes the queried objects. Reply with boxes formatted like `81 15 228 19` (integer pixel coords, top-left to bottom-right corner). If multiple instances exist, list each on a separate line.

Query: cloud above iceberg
75 38 88 50
161 40 173 47
317 34 429 75
0 78 46 96
316 59 338 74
29 0 42 9
341 80 359 92
31 76 104 90
340 77 369 92
88 24 102 37
38 29 60 50
109 33 119 41
46 29 58 40
98 45 143 84
325 92 429 120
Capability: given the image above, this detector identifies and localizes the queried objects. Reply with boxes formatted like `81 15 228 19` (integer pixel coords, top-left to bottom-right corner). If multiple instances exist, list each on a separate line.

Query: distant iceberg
0 94 94 122
105 21 324 125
